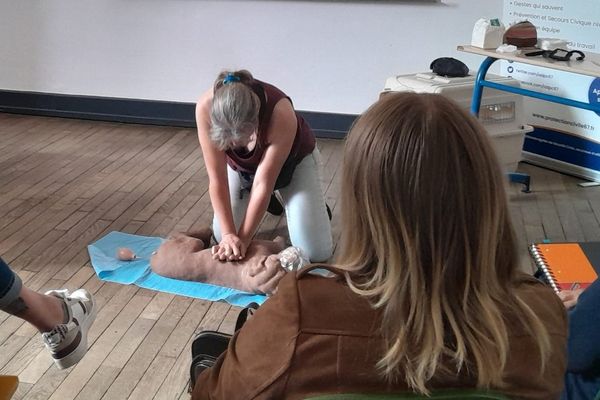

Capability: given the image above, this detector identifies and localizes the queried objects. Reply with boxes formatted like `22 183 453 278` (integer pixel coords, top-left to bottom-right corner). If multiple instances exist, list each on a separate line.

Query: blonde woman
192 93 567 399
196 70 332 263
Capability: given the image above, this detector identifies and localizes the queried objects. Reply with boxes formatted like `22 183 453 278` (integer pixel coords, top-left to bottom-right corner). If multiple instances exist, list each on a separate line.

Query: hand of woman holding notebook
558 289 585 309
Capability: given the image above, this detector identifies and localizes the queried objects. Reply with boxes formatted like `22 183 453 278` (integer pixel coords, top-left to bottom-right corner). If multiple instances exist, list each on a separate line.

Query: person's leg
14 287 66 332
212 166 251 242
0 257 63 331
0 257 96 369
277 148 333 262
561 280 600 399
561 372 600 400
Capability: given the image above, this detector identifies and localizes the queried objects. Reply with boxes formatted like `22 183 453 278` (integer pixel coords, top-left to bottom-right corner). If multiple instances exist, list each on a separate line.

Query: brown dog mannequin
150 228 292 295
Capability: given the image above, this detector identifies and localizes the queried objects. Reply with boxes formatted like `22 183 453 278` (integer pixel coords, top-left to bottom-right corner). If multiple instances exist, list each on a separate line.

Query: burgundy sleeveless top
224 80 316 174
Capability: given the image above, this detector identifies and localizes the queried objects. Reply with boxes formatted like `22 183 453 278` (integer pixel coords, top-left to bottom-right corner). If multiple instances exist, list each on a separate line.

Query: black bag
430 57 469 78
189 330 231 391
188 302 260 392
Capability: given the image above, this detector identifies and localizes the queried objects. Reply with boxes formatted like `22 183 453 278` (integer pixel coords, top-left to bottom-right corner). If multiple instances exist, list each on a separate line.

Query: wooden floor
1 113 600 399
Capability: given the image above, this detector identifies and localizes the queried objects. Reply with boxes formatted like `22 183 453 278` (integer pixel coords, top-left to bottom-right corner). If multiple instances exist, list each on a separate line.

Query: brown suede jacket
193 266 568 400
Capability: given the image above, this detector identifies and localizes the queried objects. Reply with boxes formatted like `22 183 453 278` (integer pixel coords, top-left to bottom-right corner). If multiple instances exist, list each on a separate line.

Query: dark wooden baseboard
0 90 355 139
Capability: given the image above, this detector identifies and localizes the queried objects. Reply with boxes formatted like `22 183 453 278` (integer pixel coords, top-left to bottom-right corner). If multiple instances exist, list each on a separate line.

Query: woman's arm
237 99 297 245
196 90 241 253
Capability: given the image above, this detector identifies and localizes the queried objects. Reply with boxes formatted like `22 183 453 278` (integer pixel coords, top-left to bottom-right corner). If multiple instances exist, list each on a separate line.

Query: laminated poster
503 0 600 180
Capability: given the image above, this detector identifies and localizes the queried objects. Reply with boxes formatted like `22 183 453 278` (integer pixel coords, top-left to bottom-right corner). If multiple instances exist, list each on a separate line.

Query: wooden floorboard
1 113 600 398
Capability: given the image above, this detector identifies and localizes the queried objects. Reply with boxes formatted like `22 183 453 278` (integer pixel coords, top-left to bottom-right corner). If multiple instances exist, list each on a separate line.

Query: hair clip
223 73 241 85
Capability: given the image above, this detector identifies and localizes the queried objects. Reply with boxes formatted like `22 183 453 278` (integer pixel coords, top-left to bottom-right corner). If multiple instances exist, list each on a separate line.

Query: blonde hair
210 69 260 150
336 93 551 393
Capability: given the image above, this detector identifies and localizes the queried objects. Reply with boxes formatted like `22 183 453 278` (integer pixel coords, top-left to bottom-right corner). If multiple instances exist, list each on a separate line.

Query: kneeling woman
192 93 567 399
196 70 332 263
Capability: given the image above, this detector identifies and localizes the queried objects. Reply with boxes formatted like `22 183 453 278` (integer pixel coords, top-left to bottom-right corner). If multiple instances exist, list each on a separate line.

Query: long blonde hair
336 93 550 393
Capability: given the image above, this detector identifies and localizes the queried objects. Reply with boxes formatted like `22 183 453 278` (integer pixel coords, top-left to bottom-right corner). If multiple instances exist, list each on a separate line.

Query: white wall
0 0 502 115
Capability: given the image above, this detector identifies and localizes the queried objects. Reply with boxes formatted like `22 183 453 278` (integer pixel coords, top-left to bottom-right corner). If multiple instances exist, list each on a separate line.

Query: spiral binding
529 243 560 293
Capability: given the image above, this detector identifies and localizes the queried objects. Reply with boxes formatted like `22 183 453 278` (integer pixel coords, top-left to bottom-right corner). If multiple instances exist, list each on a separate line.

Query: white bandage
278 246 310 272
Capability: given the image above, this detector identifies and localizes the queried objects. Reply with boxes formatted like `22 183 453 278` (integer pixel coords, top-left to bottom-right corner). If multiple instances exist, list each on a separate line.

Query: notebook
529 242 600 293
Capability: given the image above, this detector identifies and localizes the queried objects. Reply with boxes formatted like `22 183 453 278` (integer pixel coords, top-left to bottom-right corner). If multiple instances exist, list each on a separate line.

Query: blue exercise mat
87 231 266 307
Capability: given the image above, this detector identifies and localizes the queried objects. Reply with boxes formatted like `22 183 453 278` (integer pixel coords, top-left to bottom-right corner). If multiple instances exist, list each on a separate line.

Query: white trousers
213 148 333 262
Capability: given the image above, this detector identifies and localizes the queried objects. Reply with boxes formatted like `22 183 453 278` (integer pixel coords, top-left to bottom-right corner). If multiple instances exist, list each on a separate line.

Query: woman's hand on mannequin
212 233 247 261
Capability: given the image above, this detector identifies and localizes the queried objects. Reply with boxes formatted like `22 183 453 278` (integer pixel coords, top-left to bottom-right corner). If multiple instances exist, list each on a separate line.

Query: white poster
503 0 600 179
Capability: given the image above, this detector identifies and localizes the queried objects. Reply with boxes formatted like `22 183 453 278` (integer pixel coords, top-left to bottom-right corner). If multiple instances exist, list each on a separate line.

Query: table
458 45 600 192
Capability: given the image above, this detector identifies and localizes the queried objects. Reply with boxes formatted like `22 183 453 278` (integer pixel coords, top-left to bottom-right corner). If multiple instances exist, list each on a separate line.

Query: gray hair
210 70 260 150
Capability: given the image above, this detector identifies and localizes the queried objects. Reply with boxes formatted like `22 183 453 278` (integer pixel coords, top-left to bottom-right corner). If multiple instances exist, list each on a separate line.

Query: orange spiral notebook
529 242 600 293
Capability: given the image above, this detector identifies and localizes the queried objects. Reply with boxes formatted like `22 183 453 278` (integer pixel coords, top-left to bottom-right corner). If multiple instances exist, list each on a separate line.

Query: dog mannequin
150 228 307 295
